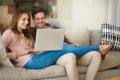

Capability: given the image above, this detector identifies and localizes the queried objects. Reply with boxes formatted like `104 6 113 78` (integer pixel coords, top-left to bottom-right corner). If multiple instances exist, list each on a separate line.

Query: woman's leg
24 50 71 69
24 44 100 69
56 53 79 80
63 42 114 59
77 51 101 80
63 43 100 57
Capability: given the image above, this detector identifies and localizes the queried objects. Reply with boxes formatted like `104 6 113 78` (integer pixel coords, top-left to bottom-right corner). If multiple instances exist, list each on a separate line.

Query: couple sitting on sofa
1 7 114 80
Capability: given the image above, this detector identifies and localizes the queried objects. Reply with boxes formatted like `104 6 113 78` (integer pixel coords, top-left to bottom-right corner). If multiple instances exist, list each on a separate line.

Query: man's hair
31 7 46 19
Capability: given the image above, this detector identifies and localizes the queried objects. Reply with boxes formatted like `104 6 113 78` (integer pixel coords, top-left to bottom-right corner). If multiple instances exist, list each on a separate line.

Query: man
31 7 72 44
31 7 101 80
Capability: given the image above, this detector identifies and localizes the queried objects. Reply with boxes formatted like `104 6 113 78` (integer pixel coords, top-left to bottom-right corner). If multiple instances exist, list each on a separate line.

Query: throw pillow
101 23 120 51
0 33 14 67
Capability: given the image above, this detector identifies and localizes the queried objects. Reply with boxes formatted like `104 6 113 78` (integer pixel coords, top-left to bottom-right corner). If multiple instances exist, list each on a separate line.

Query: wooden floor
106 77 120 80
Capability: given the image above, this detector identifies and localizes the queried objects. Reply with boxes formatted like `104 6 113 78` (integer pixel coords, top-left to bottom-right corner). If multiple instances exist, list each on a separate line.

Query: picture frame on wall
8 5 16 14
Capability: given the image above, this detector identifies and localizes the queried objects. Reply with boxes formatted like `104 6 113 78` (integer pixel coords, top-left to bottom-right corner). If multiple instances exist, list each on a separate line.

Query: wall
57 0 72 20
0 5 36 29
57 0 108 30
1 0 119 30
0 5 13 29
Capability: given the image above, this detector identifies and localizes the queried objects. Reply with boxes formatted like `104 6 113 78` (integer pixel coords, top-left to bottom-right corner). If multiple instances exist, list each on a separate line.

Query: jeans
23 43 100 69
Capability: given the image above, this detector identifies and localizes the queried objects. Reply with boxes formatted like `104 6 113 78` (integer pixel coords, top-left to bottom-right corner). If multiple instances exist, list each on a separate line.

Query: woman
2 8 114 80
2 8 79 80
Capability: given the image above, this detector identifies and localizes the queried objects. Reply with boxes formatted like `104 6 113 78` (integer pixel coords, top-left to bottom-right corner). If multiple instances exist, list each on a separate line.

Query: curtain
107 0 120 26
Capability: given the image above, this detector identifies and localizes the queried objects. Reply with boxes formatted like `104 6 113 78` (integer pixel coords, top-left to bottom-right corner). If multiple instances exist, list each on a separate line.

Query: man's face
33 12 46 29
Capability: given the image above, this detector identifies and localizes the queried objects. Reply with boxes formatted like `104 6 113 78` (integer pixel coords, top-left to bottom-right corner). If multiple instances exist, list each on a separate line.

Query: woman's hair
10 8 34 47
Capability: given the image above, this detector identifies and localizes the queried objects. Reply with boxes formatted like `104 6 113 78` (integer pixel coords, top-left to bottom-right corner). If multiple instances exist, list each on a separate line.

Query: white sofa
0 20 120 80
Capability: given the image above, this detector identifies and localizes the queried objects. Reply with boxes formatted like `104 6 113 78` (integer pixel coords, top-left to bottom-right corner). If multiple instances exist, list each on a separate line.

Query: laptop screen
34 29 65 51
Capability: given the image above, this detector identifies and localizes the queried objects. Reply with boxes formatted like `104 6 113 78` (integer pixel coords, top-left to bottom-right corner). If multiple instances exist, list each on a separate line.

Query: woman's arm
2 29 30 59
15 50 30 58
2 29 16 60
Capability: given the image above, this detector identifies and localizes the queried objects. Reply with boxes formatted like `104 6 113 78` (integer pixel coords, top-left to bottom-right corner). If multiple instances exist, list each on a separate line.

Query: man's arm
64 36 72 44
64 36 82 46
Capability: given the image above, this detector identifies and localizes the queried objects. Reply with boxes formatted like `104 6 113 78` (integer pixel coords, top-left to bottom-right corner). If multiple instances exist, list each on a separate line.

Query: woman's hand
25 47 45 55
16 50 30 58
31 51 45 55
70 43 82 46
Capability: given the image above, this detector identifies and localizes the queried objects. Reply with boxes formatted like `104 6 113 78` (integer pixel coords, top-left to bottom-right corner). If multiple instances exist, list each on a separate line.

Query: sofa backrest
88 29 101 45
65 28 89 45
46 19 101 46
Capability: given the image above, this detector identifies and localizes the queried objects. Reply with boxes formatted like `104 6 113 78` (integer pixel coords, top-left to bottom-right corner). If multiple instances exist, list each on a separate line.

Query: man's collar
35 24 49 29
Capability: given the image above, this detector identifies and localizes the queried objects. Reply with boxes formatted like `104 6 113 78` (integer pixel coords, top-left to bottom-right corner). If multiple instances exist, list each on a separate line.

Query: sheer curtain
107 0 120 26
116 0 120 25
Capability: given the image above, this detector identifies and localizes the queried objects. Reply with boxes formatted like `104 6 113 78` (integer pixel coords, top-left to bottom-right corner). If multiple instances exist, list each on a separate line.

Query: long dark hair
10 8 34 47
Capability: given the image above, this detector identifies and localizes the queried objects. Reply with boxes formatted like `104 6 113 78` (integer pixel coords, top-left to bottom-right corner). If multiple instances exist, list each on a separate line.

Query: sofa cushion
65 28 89 45
99 51 120 71
89 29 101 45
88 29 120 71
0 33 13 67
101 23 120 51
76 51 120 73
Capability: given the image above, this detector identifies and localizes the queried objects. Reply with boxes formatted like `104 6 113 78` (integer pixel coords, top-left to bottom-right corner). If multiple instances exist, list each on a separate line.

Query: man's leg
56 53 79 80
77 51 101 80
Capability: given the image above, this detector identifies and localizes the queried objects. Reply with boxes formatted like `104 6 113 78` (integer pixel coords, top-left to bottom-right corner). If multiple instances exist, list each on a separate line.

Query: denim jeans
23 43 100 69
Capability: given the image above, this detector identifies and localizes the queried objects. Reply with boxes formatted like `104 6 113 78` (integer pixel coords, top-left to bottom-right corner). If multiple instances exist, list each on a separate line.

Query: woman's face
17 13 29 32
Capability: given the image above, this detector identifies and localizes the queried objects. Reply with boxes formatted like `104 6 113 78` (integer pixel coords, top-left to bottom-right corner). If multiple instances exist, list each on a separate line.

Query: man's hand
70 43 82 46
25 48 45 55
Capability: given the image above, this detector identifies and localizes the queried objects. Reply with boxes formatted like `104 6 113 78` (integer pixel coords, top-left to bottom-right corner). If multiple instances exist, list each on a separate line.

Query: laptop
34 29 65 51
